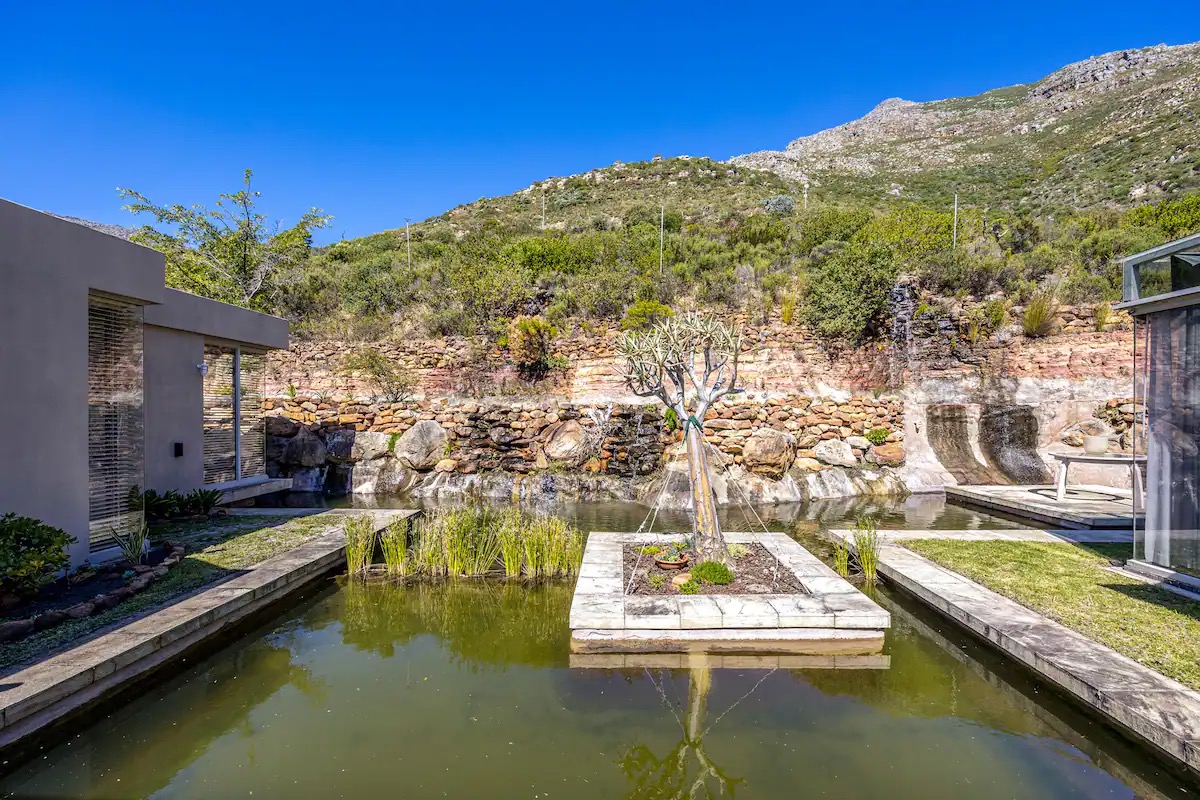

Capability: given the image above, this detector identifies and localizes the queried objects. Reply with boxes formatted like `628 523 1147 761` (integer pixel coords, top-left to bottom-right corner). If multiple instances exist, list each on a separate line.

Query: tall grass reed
371 505 584 581
832 537 851 578
852 515 881 585
343 514 377 576
378 518 410 576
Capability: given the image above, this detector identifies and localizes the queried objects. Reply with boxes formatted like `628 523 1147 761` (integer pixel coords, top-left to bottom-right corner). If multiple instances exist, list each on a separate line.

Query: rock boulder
542 420 590 463
395 420 448 470
283 428 327 467
741 428 796 479
813 439 857 468
867 442 905 467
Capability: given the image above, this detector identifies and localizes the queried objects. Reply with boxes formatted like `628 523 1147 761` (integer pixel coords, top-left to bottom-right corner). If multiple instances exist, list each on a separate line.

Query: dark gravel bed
623 543 805 596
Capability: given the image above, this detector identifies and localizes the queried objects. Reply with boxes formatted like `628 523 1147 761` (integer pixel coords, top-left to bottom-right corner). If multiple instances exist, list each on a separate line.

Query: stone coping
570 650 891 669
570 531 890 636
0 510 416 755
827 532 1200 779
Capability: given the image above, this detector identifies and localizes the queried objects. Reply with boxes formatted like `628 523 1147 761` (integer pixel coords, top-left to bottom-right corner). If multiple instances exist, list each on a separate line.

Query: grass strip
904 540 1200 691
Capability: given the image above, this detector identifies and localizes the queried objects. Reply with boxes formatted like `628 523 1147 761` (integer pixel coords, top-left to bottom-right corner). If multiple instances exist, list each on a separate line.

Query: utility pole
404 218 412 268
541 187 546 231
952 193 959 250
659 201 665 276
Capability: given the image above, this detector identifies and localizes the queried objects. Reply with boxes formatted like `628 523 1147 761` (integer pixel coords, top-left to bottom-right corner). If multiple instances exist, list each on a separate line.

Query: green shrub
663 408 679 432
620 299 673 331
691 560 734 585
727 543 749 559
507 315 558 375
648 573 666 589
678 580 700 594
1022 292 1059 338
984 298 1009 330
0 514 74 595
799 242 898 345
342 348 415 402
1093 302 1112 332
865 427 890 446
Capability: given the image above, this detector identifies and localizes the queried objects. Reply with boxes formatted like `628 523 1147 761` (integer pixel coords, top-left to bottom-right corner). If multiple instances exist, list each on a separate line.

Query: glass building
1119 232 1200 577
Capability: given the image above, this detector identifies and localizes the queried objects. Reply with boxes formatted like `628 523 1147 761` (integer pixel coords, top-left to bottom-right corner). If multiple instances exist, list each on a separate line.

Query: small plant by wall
1021 293 1059 338
0 514 73 597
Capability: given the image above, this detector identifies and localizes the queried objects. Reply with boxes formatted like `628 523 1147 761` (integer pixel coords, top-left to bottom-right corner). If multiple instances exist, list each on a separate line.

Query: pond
2 497 1194 799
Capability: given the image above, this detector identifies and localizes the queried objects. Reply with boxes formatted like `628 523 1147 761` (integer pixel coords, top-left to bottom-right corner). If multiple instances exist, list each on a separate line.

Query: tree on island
616 313 743 562
119 169 331 310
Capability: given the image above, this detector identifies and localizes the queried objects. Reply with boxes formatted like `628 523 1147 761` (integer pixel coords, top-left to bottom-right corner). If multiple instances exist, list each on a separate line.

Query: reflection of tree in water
339 579 574 668
620 661 775 799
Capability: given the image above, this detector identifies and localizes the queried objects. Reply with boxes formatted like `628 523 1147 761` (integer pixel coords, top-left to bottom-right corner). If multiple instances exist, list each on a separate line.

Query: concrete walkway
0 509 415 756
825 530 1200 779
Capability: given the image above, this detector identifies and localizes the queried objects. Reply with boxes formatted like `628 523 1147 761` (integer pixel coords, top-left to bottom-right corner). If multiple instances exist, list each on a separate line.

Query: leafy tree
800 242 898 345
120 170 331 309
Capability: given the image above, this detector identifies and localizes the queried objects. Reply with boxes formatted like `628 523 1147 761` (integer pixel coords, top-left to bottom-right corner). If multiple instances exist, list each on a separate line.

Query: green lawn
904 540 1200 691
1 513 341 673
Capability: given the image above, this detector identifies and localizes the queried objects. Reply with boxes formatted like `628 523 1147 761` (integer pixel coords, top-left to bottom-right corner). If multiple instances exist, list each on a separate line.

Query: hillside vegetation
277 190 1200 346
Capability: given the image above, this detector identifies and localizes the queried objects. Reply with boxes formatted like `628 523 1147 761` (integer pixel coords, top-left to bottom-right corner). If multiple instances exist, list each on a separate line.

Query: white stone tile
768 595 836 628
712 596 779 628
569 595 624 629
623 596 681 629
675 596 724 629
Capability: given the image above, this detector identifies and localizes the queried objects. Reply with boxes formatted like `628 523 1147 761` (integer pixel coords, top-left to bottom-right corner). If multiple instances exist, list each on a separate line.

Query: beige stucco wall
0 199 165 565
143 326 206 493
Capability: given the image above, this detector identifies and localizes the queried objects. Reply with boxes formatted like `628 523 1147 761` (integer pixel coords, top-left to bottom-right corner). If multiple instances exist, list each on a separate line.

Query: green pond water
2 498 1196 799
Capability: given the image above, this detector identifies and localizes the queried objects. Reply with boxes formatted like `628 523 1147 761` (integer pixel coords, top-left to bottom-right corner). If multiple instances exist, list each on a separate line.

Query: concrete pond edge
826 528 1200 780
0 509 417 758
570 531 890 653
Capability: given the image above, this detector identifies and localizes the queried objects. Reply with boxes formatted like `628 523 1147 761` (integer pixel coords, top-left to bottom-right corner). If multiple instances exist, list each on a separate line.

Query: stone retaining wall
263 394 905 494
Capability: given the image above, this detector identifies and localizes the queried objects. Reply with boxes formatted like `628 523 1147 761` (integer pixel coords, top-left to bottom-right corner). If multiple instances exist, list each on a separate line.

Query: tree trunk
684 421 726 563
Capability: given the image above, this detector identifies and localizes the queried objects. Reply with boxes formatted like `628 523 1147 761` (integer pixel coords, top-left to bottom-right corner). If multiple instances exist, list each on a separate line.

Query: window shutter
87 293 144 551
203 345 237 484
238 351 267 479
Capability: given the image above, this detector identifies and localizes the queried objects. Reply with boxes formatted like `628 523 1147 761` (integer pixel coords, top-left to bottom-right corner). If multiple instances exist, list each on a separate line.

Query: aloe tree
616 314 742 561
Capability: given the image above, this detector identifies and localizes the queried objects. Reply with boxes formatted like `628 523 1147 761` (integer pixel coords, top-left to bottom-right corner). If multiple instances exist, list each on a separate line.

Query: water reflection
3 541 1193 799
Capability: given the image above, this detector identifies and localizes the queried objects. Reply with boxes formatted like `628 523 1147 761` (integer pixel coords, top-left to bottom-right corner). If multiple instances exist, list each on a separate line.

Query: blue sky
1 1 1196 242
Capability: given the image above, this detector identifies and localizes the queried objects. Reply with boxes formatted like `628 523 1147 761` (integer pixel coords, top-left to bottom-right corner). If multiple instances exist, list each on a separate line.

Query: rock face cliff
732 42 1200 208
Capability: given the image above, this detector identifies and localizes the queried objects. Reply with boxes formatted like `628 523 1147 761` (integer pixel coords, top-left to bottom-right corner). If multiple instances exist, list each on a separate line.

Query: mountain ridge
730 42 1200 210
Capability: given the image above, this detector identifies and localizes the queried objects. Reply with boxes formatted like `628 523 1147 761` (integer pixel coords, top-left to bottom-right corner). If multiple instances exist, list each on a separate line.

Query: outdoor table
1051 453 1146 513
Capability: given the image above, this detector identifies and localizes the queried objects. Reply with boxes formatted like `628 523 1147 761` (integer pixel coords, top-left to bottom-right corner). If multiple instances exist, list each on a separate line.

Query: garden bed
0 513 343 674
903 540 1200 691
623 543 805 596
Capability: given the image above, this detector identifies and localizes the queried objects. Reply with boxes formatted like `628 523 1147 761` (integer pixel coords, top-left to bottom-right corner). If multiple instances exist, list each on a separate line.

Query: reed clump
832 537 851 578
343 514 377 576
378 518 410 576
357 505 585 582
852 515 881 585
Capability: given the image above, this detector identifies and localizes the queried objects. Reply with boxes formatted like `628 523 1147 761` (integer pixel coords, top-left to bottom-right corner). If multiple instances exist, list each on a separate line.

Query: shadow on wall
925 404 1049 486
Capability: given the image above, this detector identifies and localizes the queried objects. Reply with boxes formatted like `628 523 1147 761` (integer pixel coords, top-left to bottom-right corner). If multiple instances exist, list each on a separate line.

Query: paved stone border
826 531 1200 779
842 527 1133 544
570 531 889 651
0 509 416 756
